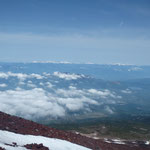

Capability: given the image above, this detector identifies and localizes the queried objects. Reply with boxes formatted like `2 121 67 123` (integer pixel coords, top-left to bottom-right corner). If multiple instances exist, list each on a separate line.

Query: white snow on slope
0 130 91 150
145 141 150 145
104 138 125 145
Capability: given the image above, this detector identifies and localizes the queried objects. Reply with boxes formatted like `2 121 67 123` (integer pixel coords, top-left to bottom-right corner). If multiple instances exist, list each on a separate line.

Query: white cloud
55 87 99 111
0 83 7 87
105 106 114 114
27 83 36 88
69 86 76 90
0 88 66 120
39 82 44 86
18 81 25 85
43 72 51 76
0 72 9 79
39 81 54 88
27 80 36 88
0 72 44 80
30 73 44 79
57 97 98 112
0 86 101 120
53 72 85 80
27 80 32 84
46 82 53 88
128 67 143 72
0 73 122 120
7 72 28 80
88 89 118 99
33 61 72 64
121 89 132 94
56 88 84 98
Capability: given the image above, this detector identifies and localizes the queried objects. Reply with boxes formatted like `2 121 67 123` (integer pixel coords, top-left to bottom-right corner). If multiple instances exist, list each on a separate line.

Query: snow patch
145 141 150 145
0 130 91 150
104 138 125 145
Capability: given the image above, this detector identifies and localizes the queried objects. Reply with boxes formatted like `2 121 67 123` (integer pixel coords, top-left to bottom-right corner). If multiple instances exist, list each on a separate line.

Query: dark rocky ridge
0 111 150 150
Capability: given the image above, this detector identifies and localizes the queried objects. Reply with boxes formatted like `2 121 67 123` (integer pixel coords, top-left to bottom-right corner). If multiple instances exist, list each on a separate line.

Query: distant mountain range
0 62 150 80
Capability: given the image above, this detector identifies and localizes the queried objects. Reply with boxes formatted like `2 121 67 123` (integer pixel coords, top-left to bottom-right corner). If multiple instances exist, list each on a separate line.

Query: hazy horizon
0 0 150 65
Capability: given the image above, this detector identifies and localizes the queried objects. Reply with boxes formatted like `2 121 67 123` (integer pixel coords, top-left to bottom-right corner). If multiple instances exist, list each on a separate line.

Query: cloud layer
0 72 122 121
0 88 65 120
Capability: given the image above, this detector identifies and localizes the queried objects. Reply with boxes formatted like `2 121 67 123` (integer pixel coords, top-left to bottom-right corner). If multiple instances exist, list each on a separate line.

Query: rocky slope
0 111 150 150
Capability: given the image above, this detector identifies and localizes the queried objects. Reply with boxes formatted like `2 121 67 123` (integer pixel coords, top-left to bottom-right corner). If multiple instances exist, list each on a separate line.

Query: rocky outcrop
24 143 49 150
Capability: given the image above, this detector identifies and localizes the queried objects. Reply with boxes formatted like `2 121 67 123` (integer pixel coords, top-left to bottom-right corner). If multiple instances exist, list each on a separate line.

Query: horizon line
0 61 149 66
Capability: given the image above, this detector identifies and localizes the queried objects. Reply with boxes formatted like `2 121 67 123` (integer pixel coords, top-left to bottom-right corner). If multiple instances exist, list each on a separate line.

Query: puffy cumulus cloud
39 82 54 88
39 82 44 86
0 86 100 120
18 81 25 85
0 72 10 79
50 87 98 112
0 88 66 120
27 82 37 88
121 89 132 94
0 83 7 87
43 72 51 76
105 106 114 114
57 97 98 112
56 88 84 98
46 82 54 88
30 73 44 79
53 72 85 80
0 79 122 120
88 89 119 99
69 86 76 90
0 72 28 80
27 81 32 84
0 72 44 80
55 87 121 111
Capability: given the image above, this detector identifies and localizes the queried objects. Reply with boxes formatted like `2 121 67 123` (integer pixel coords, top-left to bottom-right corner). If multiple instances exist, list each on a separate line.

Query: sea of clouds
0 72 124 121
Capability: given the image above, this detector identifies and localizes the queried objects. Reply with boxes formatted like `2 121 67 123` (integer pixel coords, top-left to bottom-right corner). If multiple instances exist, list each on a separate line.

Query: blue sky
0 0 150 64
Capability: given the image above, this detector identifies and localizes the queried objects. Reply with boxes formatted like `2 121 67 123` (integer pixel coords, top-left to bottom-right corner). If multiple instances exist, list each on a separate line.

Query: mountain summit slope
0 111 149 150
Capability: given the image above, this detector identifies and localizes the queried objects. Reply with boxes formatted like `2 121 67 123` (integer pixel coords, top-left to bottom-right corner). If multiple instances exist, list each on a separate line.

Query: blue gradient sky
0 0 150 64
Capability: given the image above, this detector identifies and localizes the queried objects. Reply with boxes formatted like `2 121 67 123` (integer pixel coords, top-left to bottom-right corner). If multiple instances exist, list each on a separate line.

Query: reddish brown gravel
0 111 150 150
